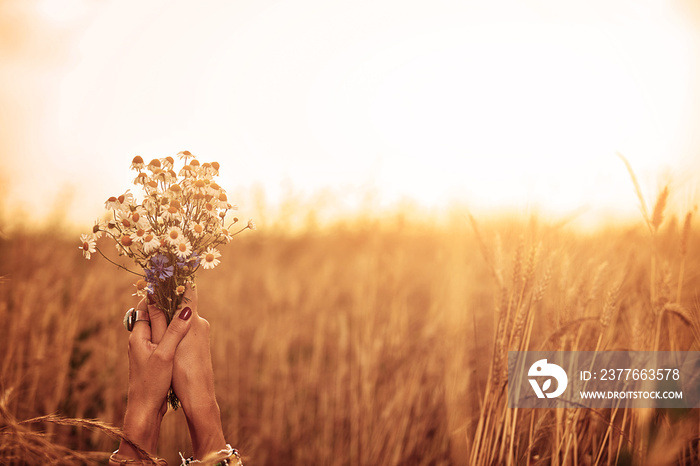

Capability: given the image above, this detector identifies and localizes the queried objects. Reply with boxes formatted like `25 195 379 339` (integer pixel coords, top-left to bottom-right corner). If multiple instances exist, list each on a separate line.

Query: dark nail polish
179 307 192 320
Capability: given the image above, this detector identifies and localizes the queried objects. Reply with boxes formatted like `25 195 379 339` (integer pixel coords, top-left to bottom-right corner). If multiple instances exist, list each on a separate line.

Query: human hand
147 283 227 460
114 297 193 460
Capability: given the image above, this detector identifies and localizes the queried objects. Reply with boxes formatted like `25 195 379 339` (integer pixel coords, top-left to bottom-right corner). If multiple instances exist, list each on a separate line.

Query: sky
1 0 700 230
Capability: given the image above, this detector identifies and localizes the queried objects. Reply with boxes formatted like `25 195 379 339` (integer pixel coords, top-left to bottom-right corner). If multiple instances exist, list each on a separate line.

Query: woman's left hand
114 297 193 460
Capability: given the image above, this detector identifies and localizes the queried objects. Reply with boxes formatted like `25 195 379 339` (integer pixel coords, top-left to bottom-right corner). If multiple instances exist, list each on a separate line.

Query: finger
153 305 193 360
130 299 153 350
180 282 199 317
148 297 168 345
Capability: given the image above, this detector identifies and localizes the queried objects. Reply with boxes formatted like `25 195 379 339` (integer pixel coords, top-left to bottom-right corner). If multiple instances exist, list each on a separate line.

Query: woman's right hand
147 283 228 460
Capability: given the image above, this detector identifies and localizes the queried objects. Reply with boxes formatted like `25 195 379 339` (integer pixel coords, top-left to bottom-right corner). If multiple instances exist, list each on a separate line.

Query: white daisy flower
147 158 161 171
179 164 197 178
165 226 184 246
189 222 206 238
142 233 161 254
201 246 221 270
91 220 104 239
174 239 193 260
133 172 149 185
177 150 195 161
192 179 208 195
203 202 217 218
130 156 145 171
220 228 232 243
130 208 151 230
161 156 174 170
79 234 97 259
200 162 216 179
247 219 256 230
216 193 229 209
161 205 182 222
105 196 121 210
130 228 148 243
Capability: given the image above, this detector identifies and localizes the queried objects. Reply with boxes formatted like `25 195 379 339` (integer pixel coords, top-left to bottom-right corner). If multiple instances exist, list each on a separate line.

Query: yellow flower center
194 224 203 234
136 280 148 290
136 228 145 237
194 179 206 188
108 196 117 203
148 159 161 168
206 253 215 262
170 230 179 240
211 161 220 171
122 219 131 228
168 206 178 214
219 193 227 202
118 194 125 204
82 241 89 250
121 236 133 246
132 156 144 164
179 243 187 252
144 234 154 242
170 200 181 209
190 159 200 167
132 212 140 222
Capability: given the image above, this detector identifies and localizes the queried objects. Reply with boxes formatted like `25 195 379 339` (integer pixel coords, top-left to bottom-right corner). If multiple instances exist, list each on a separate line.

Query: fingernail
147 294 155 305
179 307 192 320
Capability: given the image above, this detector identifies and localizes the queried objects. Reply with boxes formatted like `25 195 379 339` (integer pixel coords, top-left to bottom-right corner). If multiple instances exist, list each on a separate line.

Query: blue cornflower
150 254 174 280
177 252 201 269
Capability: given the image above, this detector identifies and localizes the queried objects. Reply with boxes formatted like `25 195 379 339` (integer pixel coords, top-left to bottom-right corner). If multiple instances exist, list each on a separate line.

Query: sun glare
8 0 700 228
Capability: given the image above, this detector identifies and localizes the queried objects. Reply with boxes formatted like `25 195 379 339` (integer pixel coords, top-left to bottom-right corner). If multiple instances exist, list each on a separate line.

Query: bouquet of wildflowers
79 151 253 407
79 151 253 328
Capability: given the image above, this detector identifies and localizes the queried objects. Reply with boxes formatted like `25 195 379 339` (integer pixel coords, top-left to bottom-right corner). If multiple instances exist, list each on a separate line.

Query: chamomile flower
130 228 148 243
174 239 193 260
92 220 104 239
79 234 97 259
134 172 149 185
189 222 206 238
105 196 121 210
161 156 174 170
147 158 161 171
201 247 221 270
217 193 229 209
131 156 145 170
192 179 208 195
133 279 152 297
161 204 182 222
200 162 215 179
142 233 160 254
247 219 256 230
175 285 186 295
177 150 194 161
165 226 184 246
130 208 151 230
220 228 232 243
179 164 197 178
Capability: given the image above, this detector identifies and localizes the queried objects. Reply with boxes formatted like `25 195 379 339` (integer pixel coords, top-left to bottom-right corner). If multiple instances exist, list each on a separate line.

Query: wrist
183 400 228 459
117 406 164 458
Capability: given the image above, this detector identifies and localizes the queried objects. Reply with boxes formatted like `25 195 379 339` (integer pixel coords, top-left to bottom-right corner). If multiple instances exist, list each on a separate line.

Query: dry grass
0 207 699 465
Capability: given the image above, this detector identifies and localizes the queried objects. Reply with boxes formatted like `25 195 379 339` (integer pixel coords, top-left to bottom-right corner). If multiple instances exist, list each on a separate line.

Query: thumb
153 306 193 360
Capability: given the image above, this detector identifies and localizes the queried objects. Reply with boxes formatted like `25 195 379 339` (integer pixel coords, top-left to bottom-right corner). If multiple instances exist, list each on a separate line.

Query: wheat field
0 199 699 464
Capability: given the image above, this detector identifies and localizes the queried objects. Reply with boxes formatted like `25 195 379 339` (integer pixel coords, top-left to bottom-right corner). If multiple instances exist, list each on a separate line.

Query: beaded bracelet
179 444 242 466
